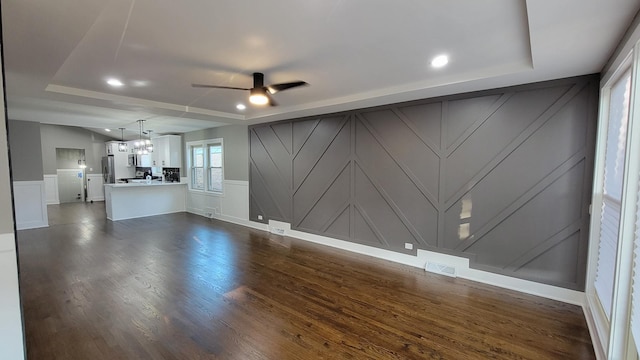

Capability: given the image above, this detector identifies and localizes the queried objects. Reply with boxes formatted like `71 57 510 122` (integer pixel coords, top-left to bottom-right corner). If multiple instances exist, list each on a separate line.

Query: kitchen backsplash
163 167 180 182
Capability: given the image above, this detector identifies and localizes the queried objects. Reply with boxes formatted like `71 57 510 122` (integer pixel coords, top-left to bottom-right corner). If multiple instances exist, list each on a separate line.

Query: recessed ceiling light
132 80 148 87
106 78 124 87
104 128 111 132
236 104 246 110
431 55 449 68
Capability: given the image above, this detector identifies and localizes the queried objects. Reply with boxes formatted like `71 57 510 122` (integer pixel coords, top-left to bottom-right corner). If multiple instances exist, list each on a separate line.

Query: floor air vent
425 261 457 278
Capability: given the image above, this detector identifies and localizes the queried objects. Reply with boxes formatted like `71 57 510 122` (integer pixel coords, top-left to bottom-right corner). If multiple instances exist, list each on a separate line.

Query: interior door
57 169 84 203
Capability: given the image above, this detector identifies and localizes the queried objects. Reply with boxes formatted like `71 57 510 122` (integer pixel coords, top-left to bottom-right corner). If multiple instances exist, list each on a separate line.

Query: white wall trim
43 174 59 205
187 179 249 225
227 219 585 306
86 174 104 202
0 232 15 253
12 181 48 230
584 291 609 359
0 232 25 360
224 179 248 186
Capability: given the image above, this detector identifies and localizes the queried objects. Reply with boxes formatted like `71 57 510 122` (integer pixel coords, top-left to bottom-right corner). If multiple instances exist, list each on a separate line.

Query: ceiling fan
192 72 308 106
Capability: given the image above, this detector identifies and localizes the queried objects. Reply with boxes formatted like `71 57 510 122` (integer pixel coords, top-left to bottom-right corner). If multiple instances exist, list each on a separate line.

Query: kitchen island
104 182 187 221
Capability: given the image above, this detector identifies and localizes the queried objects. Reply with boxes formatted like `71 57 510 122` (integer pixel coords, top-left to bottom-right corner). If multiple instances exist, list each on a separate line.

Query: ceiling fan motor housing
253 72 264 88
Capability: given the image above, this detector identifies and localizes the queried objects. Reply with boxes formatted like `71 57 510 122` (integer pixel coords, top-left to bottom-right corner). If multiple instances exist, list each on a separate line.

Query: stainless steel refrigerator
102 156 115 183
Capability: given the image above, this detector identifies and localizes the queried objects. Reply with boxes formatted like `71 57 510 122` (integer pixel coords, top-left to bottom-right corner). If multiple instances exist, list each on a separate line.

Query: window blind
596 197 623 319
631 178 640 349
594 71 631 319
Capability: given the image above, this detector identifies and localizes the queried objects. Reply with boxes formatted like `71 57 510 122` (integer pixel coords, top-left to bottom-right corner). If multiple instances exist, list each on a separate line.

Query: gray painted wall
40 124 115 175
55 148 85 169
0 117 14 233
183 125 249 181
249 75 598 290
7 120 43 181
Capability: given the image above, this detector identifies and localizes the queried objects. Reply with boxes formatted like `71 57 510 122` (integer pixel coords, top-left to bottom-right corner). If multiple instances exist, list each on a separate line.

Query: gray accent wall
183 124 249 181
249 75 598 290
40 124 115 175
7 120 43 181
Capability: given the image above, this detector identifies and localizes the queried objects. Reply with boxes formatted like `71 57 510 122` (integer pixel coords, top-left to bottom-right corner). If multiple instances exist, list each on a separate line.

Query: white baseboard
243 219 587 306
190 199 589 306
12 181 48 230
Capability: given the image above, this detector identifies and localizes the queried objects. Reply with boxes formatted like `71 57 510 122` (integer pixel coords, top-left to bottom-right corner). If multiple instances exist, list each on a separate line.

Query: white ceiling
2 0 638 140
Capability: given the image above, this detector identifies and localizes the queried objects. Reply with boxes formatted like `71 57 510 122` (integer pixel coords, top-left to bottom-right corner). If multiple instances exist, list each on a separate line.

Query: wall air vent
425 261 457 278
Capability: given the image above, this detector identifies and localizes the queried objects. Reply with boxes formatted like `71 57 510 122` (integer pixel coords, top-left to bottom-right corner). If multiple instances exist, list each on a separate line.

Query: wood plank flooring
16 203 595 359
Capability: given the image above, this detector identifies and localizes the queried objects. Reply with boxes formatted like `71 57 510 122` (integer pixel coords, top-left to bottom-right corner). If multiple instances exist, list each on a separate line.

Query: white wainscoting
12 181 48 230
186 180 249 226
43 174 59 205
86 174 104 202
0 233 25 360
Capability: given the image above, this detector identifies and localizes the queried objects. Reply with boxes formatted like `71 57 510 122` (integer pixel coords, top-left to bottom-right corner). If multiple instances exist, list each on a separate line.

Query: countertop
105 181 186 188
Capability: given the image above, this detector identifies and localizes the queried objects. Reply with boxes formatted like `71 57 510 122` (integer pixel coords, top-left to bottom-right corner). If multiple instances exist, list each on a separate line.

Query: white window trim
586 39 640 359
186 138 224 194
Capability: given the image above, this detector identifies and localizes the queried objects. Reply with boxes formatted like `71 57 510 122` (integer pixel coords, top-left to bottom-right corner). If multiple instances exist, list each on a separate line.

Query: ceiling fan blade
266 81 308 94
266 93 278 107
191 84 250 91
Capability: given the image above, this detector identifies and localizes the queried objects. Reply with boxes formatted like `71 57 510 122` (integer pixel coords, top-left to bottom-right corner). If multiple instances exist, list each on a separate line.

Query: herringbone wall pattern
249 76 597 289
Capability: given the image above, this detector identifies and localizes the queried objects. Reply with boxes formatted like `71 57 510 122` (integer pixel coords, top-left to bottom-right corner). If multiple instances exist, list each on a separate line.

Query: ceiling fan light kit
249 88 269 105
193 72 308 107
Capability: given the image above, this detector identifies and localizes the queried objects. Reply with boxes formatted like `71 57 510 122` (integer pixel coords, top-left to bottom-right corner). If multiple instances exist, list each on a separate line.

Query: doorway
55 148 86 203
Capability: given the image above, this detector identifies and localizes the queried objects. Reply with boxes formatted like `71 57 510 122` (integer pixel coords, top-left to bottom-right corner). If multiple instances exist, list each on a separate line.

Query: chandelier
134 120 153 155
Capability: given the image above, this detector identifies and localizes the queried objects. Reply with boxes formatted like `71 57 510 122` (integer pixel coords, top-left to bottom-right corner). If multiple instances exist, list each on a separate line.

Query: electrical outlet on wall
404 243 413 250
257 215 263 220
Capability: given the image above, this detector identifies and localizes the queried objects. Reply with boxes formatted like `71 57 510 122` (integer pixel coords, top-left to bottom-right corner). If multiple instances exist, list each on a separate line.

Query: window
191 145 205 190
209 144 223 192
594 70 631 320
187 139 223 193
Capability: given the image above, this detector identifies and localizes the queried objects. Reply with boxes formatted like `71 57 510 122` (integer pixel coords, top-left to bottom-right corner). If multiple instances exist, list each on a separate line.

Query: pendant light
146 129 154 153
118 128 128 152
135 120 145 155
134 120 154 155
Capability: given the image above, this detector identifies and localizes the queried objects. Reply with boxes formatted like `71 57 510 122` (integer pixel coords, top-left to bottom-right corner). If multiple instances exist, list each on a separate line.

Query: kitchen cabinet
136 154 151 167
151 135 181 168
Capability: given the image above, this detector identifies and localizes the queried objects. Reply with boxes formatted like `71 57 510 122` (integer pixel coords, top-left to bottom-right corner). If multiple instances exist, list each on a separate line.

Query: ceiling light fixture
146 129 154 153
134 120 153 155
106 78 124 87
431 55 449 68
118 128 128 152
105 128 111 132
249 88 269 105
236 104 246 110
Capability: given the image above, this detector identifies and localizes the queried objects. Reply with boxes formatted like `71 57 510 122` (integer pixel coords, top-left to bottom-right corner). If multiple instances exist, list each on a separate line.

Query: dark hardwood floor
16 203 595 359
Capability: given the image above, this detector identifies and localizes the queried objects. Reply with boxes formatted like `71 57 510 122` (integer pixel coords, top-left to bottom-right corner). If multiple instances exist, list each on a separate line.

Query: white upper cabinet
151 135 182 168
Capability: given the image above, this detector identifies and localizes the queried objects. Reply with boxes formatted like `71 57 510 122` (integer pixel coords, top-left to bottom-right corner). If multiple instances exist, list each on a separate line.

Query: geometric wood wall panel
249 75 598 290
